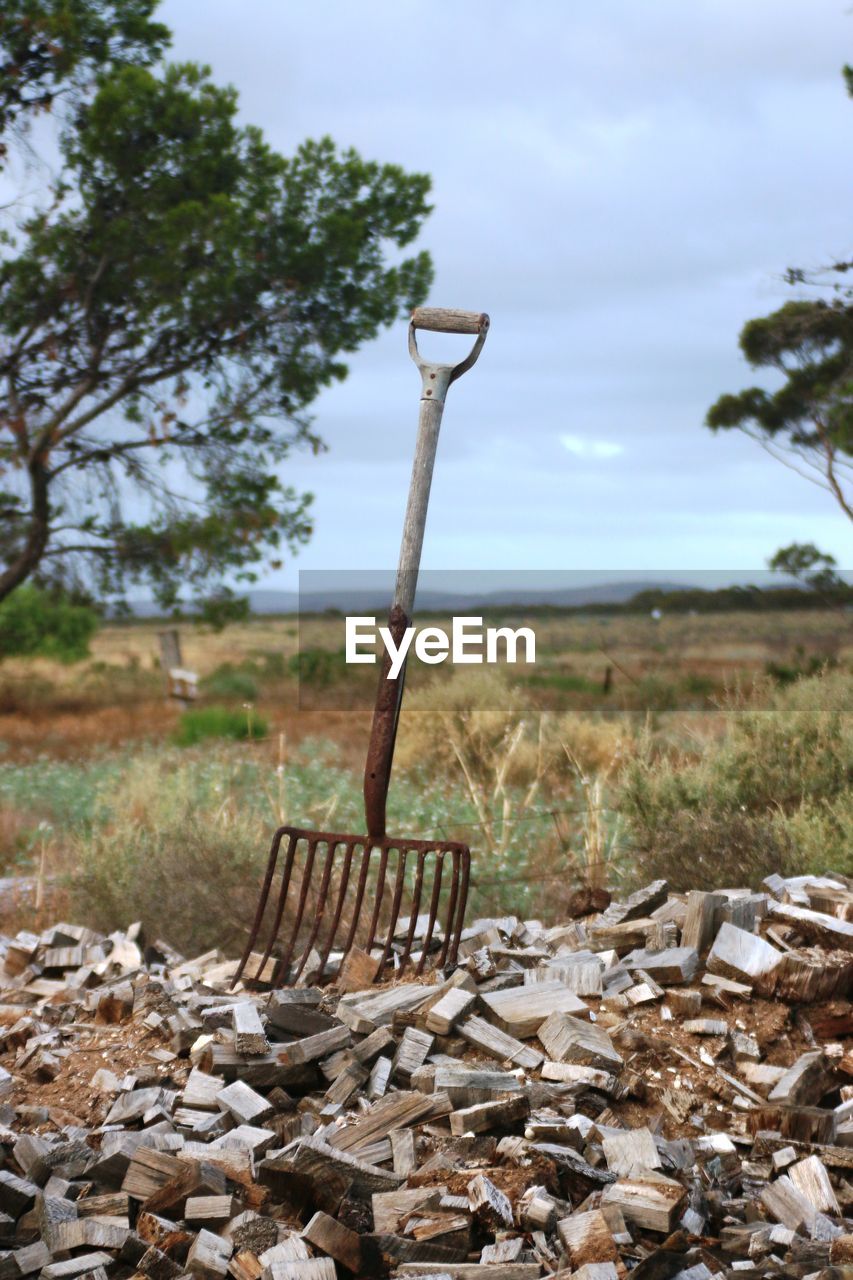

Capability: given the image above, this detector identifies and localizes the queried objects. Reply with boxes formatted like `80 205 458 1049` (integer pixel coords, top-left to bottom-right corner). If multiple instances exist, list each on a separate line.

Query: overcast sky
160 0 852 585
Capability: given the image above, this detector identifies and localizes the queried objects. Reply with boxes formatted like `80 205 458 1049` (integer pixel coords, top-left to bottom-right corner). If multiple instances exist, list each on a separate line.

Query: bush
173 705 267 746
0 586 98 662
200 663 259 701
67 757 267 953
619 671 852 890
288 647 348 687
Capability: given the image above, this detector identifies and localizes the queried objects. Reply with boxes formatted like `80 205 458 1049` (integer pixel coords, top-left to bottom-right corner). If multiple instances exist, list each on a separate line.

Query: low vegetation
0 606 848 949
0 587 99 663
620 671 852 890
173 705 269 747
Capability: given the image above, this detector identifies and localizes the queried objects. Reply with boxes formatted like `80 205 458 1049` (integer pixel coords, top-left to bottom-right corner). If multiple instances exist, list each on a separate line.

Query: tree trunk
0 459 50 603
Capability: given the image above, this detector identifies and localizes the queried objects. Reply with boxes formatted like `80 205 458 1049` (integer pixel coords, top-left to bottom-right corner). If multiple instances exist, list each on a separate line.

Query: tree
0 0 168 156
706 65 853 523
0 55 433 608
706 299 852 520
768 541 846 598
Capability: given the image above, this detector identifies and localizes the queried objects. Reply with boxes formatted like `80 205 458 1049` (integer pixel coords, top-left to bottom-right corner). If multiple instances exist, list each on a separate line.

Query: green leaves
0 25 434 608
706 298 853 519
0 0 169 146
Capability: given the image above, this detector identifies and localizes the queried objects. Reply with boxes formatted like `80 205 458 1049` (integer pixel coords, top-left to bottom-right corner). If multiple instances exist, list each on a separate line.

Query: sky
159 1 852 585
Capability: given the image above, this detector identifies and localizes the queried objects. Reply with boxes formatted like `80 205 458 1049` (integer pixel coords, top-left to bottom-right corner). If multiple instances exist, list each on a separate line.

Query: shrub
619 671 852 890
200 663 259 701
288 647 348 687
173 705 267 746
0 586 98 662
67 756 267 953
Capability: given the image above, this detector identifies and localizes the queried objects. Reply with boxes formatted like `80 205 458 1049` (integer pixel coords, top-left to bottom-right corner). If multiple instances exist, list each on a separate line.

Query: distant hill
123 579 698 617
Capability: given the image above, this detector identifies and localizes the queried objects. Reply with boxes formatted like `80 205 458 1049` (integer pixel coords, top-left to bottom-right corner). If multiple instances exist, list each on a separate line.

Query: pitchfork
234 307 490 987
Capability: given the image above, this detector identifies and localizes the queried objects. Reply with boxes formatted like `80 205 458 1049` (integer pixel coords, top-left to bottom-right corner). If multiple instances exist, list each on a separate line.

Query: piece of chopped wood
537 1012 622 1071
392 1027 434 1081
185 1195 238 1224
302 1209 363 1273
468 1174 513 1230
787 1153 840 1215
231 1003 269 1056
449 1094 530 1137
601 1171 686 1232
424 988 477 1035
767 1051 828 1105
706 922 782 989
601 1127 661 1175
391 1128 417 1177
216 1079 274 1126
456 1016 543 1070
558 1209 621 1268
620 946 699 985
480 980 587 1038
277 1025 351 1067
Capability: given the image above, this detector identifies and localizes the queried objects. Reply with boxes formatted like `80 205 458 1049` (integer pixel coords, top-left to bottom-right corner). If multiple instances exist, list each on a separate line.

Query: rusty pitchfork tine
233 825 288 986
238 309 488 985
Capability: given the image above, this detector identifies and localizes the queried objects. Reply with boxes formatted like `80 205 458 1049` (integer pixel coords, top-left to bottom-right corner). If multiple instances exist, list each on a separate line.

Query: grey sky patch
11 0 853 590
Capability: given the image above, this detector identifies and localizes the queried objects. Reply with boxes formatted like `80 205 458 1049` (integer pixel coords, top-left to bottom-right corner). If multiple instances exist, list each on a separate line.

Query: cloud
560 435 624 460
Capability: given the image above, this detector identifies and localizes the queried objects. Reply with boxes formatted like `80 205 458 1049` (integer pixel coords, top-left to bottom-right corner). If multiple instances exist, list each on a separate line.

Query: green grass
173 705 268 746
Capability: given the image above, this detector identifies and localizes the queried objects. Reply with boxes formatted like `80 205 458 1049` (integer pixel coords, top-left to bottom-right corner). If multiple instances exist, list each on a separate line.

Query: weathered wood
337 982 439 1027
391 1128 417 1176
277 1025 351 1067
329 1089 451 1153
216 1080 273 1126
621 947 699 985
540 1061 618 1092
350 1023 396 1065
759 1175 816 1232
449 1095 530 1137
433 1066 523 1108
336 947 381 993
558 1209 621 1268
601 1172 686 1232
468 1174 513 1230
706 922 782 989
302 1210 363 1273
0 1171 38 1217
187 1228 233 1280
424 988 477 1035
231 1003 269 1056
394 1265 541 1280
392 1027 434 1081
787 1154 839 1215
537 1012 622 1071
767 1051 828 1105
601 1127 661 1175
456 1016 543 1070
185 1195 238 1224
768 899 853 952
261 1135 404 1203
366 1055 392 1099
183 1069 226 1111
480 980 587 1038
39 1253 113 1280
596 881 669 926
121 1148 184 1202
680 891 725 953
372 1186 448 1234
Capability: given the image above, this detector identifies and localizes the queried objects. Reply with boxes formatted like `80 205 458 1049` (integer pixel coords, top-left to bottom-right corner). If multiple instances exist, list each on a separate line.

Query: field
0 606 849 950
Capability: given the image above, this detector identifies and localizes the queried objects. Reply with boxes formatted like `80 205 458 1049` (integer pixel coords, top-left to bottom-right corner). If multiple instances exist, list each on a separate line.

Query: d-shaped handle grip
411 306 489 335
408 306 490 384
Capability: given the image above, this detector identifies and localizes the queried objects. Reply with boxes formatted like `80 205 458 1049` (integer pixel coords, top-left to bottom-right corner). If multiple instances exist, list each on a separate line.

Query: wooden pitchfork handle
363 307 490 841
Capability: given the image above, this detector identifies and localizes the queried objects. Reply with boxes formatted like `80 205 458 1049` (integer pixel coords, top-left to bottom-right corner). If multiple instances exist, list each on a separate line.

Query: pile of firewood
0 872 850 1280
